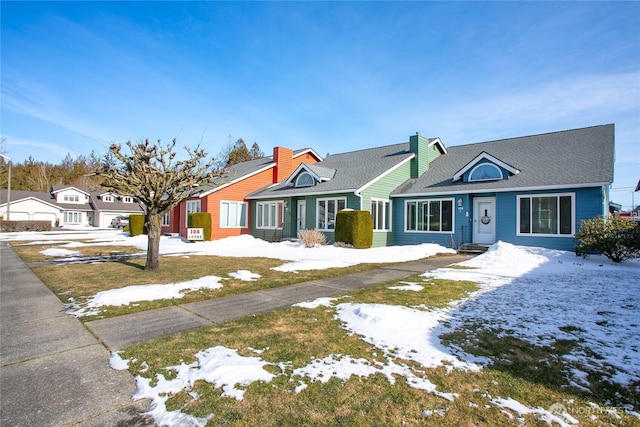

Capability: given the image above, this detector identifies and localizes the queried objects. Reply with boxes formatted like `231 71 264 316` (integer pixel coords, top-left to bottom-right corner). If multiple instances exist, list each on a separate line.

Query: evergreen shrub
575 215 640 263
335 210 373 249
129 214 146 236
188 212 212 241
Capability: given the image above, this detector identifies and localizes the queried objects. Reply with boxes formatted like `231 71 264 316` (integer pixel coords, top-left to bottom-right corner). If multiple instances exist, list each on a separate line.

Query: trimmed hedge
0 220 52 232
129 214 146 236
188 212 212 241
335 210 373 249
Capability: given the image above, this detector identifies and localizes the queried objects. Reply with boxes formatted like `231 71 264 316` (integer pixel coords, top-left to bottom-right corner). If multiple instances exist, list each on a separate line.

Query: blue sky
1 1 639 209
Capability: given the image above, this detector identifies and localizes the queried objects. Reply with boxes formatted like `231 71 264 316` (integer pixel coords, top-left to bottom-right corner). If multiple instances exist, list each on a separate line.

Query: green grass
121 277 640 426
10 241 639 424
10 242 385 321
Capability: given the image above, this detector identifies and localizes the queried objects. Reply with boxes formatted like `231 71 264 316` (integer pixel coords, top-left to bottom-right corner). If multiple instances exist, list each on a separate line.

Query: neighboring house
246 134 446 246
0 186 144 227
391 124 615 251
86 189 145 227
161 146 322 240
0 190 63 225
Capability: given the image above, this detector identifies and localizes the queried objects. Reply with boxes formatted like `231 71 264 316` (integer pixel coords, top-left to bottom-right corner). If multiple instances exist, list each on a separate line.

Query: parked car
110 215 129 229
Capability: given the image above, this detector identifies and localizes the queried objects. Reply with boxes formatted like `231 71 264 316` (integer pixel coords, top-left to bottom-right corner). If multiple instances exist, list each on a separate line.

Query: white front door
473 197 496 244
297 200 306 233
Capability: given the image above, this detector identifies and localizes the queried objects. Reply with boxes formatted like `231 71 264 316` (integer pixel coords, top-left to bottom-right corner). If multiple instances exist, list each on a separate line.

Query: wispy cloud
0 134 78 162
426 72 639 143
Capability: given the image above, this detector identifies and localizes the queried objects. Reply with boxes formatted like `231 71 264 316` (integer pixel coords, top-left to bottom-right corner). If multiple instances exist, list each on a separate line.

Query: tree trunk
145 212 162 270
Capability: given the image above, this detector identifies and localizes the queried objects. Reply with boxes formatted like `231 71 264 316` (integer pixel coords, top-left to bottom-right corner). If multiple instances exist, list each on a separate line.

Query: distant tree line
0 153 104 192
0 138 265 192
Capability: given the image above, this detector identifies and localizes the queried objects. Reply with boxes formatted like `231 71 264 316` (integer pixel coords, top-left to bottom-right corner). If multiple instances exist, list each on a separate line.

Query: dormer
100 193 115 203
51 186 90 204
285 163 336 188
453 152 519 183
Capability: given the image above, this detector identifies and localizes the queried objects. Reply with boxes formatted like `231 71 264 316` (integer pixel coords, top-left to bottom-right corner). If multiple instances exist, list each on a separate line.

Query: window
186 200 201 226
103 195 114 202
63 211 82 224
518 193 574 236
257 201 284 229
317 197 346 230
123 196 133 203
220 201 248 228
295 172 315 187
405 199 453 232
371 199 391 231
469 164 503 181
63 194 80 203
162 212 170 226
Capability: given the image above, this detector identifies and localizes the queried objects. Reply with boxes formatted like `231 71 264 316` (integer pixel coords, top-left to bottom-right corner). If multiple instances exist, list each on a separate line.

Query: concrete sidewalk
0 242 152 427
85 254 467 350
1 240 466 426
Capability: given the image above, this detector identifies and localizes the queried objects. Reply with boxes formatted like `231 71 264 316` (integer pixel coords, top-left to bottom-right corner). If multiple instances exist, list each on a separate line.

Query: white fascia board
197 163 276 198
355 155 414 194
51 186 91 196
428 137 447 154
390 182 612 198
452 152 520 182
1 196 62 211
294 148 323 161
284 163 322 186
247 188 358 200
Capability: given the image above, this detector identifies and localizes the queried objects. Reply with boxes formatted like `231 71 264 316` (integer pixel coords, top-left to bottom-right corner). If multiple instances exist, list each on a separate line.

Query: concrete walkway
85 255 467 350
1 240 467 425
0 242 152 427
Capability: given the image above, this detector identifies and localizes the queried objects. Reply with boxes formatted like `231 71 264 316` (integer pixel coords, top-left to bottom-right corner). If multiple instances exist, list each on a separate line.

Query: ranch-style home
391 124 614 251
246 124 614 251
161 146 322 240
246 136 445 246
0 185 144 227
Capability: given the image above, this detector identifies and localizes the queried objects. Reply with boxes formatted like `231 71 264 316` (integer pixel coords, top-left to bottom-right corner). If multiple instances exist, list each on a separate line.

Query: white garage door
33 212 57 225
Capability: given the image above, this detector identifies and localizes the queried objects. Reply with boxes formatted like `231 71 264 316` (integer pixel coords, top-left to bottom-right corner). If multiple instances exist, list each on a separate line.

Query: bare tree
93 139 225 270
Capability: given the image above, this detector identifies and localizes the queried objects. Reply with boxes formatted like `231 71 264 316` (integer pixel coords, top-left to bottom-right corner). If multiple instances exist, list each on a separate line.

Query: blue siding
393 186 606 251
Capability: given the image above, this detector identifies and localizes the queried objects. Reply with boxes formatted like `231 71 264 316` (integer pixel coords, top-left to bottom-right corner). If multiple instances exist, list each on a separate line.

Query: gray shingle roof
0 190 56 206
248 143 414 198
391 124 615 196
193 148 319 196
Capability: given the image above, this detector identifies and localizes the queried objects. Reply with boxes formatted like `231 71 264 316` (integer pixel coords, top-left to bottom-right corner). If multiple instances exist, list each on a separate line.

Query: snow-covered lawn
3 228 639 425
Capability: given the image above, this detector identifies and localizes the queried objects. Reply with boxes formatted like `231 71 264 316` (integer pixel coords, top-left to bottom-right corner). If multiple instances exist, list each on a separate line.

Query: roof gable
392 124 615 197
50 185 90 196
247 143 415 199
285 163 336 187
452 151 520 182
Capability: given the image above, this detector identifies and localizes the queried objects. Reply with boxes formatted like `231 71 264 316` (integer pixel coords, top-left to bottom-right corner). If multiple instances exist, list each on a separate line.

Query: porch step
457 244 490 255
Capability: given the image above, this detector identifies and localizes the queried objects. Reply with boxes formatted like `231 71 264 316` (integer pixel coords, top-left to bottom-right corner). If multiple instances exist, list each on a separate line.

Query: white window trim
295 172 315 188
516 193 575 237
316 197 347 231
162 212 170 226
123 196 133 203
256 201 284 230
185 200 202 227
404 198 455 233
103 195 114 202
370 198 392 232
468 163 503 182
220 200 248 228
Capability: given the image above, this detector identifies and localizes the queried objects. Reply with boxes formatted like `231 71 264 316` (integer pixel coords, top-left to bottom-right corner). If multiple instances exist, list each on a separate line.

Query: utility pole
0 153 11 220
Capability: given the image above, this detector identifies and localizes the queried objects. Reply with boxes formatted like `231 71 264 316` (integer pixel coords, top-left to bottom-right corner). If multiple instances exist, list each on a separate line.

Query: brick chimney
273 146 294 183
